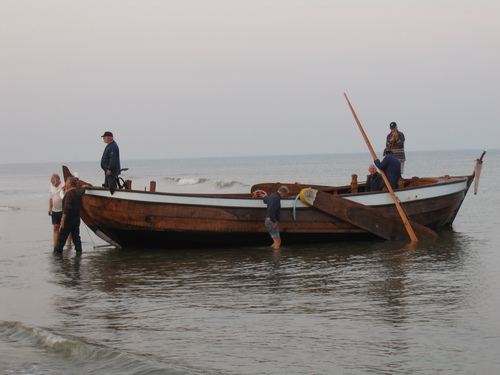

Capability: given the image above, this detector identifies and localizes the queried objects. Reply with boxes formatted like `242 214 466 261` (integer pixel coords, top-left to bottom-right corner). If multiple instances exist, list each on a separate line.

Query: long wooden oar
343 93 419 242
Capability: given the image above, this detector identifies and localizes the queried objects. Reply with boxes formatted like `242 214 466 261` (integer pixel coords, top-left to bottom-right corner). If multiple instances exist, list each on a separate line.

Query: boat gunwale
80 176 470 209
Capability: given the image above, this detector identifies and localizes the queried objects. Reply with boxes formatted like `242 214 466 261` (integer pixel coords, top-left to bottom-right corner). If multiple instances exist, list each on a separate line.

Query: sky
1 0 499 164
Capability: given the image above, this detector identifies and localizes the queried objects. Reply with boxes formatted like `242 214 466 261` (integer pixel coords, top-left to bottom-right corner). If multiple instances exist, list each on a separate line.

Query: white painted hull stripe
85 179 467 209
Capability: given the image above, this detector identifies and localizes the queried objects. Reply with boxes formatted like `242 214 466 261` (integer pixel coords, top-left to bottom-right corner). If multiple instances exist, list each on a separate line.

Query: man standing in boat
264 186 289 249
386 122 405 174
374 148 401 190
100 131 121 188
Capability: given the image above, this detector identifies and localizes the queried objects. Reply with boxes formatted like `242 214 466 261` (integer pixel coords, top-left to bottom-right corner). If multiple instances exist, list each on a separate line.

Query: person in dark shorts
48 173 71 249
263 186 289 249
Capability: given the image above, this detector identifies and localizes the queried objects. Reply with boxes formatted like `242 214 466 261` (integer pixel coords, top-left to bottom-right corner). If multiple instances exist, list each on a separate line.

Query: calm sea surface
1 150 499 375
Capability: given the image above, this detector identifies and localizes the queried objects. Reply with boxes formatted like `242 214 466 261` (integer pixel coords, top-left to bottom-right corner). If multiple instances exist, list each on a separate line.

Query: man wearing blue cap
100 131 121 188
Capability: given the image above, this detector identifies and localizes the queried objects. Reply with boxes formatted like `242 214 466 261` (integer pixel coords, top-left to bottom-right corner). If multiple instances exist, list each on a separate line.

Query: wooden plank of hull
375 187 468 229
300 189 438 241
81 194 369 247
82 192 362 231
80 193 368 247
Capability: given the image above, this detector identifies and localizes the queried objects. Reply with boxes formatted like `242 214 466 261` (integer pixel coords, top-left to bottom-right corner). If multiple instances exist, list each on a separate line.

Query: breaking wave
215 180 245 189
164 177 207 185
0 206 20 212
163 176 248 190
0 321 195 375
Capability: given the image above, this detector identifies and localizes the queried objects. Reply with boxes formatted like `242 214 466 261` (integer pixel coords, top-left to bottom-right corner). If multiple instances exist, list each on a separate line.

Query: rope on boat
293 193 301 221
84 225 97 248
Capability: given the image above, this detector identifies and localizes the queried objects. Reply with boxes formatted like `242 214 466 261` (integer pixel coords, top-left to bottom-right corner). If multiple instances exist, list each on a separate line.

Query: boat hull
76 176 472 248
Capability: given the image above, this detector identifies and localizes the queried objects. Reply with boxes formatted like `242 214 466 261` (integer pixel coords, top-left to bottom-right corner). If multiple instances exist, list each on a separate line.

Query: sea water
1 150 499 374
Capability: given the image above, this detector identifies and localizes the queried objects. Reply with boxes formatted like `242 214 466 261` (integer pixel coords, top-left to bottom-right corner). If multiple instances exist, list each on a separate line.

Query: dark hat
389 122 397 128
383 147 393 154
101 131 113 137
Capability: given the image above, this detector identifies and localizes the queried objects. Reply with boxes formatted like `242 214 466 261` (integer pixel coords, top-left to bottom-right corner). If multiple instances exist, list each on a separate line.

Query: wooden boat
62 153 484 249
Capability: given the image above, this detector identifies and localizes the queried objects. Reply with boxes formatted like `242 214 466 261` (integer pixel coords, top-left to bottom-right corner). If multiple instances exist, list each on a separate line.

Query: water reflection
50 252 82 288
48 229 476 317
44 229 487 374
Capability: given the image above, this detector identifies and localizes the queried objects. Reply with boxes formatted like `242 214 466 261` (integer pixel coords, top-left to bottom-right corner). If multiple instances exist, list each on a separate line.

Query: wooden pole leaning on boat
299 188 438 241
343 93 419 242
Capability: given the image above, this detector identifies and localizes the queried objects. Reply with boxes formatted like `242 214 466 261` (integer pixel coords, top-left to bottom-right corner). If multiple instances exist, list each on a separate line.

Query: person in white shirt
48 174 71 249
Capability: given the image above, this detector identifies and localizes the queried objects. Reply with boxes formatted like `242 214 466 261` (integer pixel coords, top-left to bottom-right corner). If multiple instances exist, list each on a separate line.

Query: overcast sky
1 0 499 164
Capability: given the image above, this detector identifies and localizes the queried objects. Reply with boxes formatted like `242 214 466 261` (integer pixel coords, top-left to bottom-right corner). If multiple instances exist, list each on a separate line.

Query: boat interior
250 175 466 197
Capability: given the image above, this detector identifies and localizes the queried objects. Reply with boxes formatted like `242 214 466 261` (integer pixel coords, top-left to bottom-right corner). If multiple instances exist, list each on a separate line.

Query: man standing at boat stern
100 131 121 188
386 122 405 174
264 186 289 249
54 177 86 253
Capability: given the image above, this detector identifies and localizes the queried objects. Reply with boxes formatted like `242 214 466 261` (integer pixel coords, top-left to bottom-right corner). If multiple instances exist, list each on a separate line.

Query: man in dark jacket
374 148 401 190
54 177 86 253
263 186 289 249
100 131 121 188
